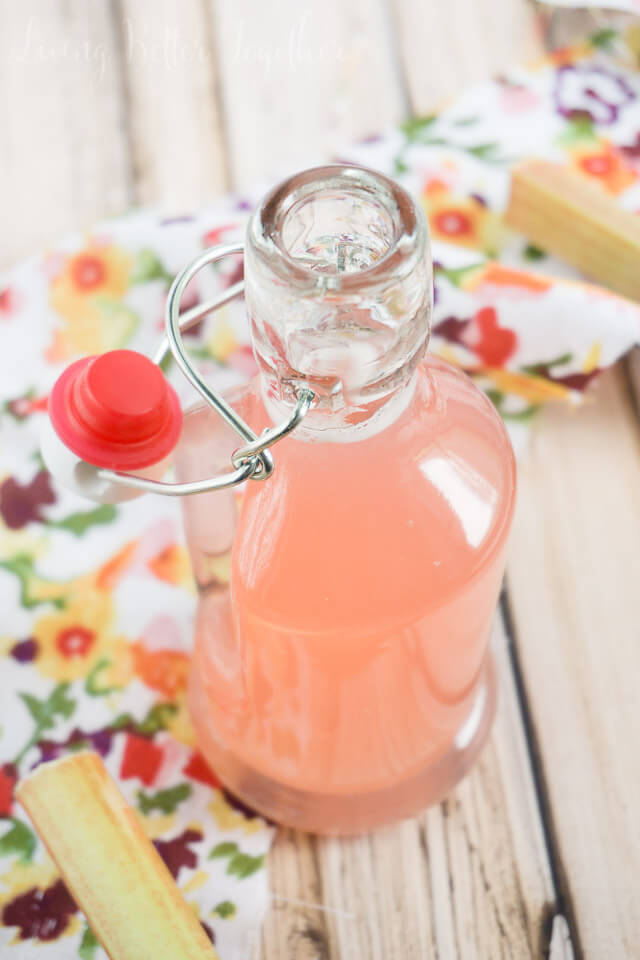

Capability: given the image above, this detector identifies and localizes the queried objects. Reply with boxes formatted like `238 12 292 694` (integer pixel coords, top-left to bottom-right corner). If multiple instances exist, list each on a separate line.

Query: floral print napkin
1 29 640 960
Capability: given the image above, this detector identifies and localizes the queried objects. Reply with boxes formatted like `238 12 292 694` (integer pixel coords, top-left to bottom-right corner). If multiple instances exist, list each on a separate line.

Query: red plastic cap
49 351 183 470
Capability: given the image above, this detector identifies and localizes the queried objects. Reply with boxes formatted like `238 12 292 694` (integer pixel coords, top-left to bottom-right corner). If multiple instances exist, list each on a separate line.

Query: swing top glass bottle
176 164 516 834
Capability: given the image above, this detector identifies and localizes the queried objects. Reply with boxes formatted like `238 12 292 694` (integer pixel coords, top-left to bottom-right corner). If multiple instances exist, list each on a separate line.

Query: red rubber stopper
49 350 183 470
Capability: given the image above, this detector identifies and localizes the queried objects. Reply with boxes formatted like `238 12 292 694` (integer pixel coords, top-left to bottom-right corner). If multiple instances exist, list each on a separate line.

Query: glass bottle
175 165 516 833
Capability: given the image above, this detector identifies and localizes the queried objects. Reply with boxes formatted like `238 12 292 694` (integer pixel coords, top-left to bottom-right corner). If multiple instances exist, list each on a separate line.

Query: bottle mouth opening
250 165 425 291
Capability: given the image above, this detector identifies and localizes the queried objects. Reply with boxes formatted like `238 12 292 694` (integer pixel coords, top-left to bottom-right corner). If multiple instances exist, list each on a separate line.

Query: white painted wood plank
508 368 640 959
0 1 130 267
391 0 543 114
211 0 406 189
116 0 228 207
259 617 558 959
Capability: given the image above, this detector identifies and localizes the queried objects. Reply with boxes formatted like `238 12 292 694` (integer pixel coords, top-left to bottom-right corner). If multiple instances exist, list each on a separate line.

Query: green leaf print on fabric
485 389 540 423
78 925 100 960
227 852 265 879
451 115 480 127
210 840 265 878
93 297 139 347
130 248 174 286
434 261 487 288
523 243 547 261
111 702 178 737
0 818 37 863
0 554 66 610
209 842 239 860
15 683 76 763
465 142 503 161
520 354 573 376
85 657 123 697
212 900 237 919
400 114 437 139
47 504 118 536
590 28 618 50
556 115 596 147
396 111 511 169
137 783 192 815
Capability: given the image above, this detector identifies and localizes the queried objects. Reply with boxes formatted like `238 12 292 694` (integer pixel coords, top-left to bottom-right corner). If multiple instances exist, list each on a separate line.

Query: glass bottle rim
247 164 428 292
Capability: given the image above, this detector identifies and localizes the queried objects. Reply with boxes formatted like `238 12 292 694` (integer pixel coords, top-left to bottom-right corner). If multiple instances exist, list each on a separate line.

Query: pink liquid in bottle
178 166 516 833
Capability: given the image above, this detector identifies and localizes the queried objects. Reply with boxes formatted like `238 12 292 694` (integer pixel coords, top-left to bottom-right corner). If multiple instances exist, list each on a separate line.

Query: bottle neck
244 164 432 432
260 366 420 443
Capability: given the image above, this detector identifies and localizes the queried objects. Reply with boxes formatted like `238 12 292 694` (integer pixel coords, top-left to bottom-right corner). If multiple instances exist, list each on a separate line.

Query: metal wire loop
96 242 314 497
232 388 315 467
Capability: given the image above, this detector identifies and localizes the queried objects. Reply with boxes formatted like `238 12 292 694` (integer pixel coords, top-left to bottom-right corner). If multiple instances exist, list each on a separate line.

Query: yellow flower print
208 792 264 836
206 314 238 363
48 242 137 361
582 342 601 374
165 699 197 747
3 540 140 683
569 139 637 195
421 180 506 254
0 857 82 945
32 591 131 684
482 368 574 405
0 859 57 902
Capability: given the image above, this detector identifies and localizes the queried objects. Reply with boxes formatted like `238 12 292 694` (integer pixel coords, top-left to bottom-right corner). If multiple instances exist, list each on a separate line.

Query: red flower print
120 733 164 785
0 470 56 529
570 141 637 195
70 253 107 291
432 209 474 238
0 287 17 315
0 763 18 815
6 393 49 420
202 223 239 247
471 307 518 367
578 153 615 176
183 751 220 789
55 626 96 659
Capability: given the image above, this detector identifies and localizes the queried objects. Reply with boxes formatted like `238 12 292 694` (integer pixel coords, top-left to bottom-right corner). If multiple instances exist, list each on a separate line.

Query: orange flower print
570 140 637 195
131 644 190 698
148 543 193 588
131 615 190 697
48 242 137 361
460 262 553 296
546 44 590 68
421 181 505 255
130 615 193 742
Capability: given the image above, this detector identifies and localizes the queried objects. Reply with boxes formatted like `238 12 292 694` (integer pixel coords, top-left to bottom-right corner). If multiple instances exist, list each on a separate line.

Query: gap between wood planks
501 592 578 960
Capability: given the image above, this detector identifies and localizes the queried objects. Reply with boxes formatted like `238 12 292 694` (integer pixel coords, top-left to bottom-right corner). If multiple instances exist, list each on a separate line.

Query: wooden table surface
1 3 639 958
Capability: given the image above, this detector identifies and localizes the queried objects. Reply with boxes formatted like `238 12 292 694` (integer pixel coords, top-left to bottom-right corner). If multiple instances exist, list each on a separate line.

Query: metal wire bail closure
96 242 315 497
